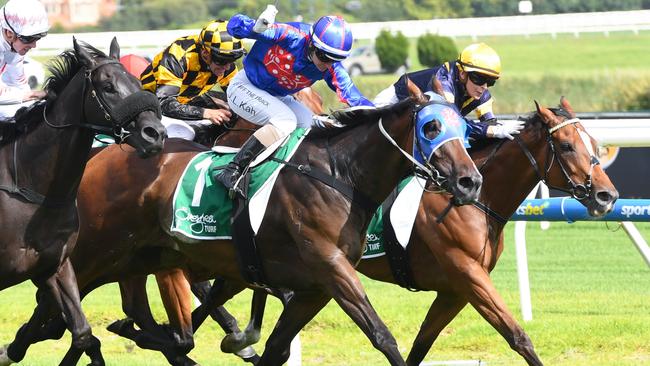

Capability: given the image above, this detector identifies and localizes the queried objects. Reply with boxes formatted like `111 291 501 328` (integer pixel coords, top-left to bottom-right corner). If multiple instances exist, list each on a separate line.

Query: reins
471 115 599 225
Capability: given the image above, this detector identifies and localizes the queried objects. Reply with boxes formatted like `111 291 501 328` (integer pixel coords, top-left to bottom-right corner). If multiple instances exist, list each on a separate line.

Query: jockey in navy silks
374 43 524 141
213 4 373 196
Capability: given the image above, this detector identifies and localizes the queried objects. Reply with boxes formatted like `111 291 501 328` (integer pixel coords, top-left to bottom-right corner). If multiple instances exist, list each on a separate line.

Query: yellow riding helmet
199 20 245 62
458 43 501 79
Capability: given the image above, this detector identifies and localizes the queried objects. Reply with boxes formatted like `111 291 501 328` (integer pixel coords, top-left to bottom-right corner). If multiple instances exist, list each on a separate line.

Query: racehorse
4 83 482 366
139 97 618 366
0 37 165 366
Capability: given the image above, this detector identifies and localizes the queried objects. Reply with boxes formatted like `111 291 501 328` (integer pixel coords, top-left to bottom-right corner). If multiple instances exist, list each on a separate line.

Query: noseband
43 59 161 141
515 117 600 200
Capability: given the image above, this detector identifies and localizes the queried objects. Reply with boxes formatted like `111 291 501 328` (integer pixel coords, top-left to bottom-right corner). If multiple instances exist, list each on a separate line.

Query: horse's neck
19 74 95 202
329 118 412 204
477 129 547 223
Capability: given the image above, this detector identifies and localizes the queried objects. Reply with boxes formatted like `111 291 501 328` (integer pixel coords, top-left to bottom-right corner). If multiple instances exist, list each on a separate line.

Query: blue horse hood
413 93 470 166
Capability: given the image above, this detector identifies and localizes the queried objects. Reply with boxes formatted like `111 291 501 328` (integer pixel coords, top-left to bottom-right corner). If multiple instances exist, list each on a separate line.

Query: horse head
533 97 618 216
69 37 166 157
406 78 482 205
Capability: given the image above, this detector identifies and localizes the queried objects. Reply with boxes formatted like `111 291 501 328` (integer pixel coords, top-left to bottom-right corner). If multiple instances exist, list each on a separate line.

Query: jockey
0 0 49 120
140 19 245 140
373 43 524 140
213 6 373 195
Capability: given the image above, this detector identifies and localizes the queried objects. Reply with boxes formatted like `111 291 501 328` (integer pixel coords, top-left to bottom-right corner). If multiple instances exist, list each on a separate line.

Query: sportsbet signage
512 198 650 222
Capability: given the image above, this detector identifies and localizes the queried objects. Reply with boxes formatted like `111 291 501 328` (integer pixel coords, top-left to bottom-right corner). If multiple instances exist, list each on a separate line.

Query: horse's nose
142 125 165 145
595 188 618 207
457 172 482 202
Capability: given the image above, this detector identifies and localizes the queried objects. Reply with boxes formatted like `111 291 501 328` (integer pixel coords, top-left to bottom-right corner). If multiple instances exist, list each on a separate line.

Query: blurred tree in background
417 33 458 67
375 30 409 72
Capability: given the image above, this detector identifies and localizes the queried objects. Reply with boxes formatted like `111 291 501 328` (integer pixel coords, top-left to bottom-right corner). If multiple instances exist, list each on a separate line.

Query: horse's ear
109 37 120 60
535 100 555 125
406 76 427 105
432 77 445 97
559 96 575 116
73 36 95 69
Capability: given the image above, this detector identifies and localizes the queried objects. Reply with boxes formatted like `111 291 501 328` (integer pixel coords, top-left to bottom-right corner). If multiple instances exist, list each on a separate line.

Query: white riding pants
372 85 399 107
0 100 37 120
227 70 313 138
161 116 213 141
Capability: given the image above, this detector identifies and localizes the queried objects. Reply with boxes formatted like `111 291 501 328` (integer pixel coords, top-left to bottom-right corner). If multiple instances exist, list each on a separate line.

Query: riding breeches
372 85 399 107
160 116 214 141
0 100 37 119
226 70 313 138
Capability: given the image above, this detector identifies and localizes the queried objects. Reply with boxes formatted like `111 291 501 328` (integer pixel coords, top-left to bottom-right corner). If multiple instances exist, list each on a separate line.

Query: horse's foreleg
458 265 543 366
404 292 467 366
46 258 104 366
323 256 405 366
257 290 330 366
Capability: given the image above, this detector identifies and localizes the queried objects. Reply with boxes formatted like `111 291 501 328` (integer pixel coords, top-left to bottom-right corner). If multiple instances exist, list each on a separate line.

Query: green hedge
375 30 409 73
416 33 458 68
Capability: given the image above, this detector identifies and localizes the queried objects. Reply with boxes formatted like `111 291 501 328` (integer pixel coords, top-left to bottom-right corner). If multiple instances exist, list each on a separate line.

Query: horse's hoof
246 330 261 345
0 345 15 366
106 318 135 336
236 346 260 364
220 332 247 353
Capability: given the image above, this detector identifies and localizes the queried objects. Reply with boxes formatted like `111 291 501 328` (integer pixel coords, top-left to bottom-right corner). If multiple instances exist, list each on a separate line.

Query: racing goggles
467 72 497 87
313 48 339 63
210 49 245 65
3 9 47 44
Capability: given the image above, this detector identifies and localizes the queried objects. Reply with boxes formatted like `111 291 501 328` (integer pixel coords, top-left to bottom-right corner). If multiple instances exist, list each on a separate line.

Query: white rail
30 10 650 57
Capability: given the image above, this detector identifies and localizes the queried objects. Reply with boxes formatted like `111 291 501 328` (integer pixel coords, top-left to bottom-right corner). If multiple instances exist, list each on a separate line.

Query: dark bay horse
158 97 618 366
0 38 165 366
7 86 482 365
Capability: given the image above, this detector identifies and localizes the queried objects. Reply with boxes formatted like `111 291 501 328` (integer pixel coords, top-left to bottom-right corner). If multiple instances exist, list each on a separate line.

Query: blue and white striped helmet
310 15 353 62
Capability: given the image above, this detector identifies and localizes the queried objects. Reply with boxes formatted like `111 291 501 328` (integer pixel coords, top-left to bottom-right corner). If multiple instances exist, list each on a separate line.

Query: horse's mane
44 42 108 100
6 42 109 137
308 98 416 140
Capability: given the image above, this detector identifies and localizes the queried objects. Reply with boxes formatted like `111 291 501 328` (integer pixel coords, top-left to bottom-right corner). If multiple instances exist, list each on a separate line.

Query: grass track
1 222 648 365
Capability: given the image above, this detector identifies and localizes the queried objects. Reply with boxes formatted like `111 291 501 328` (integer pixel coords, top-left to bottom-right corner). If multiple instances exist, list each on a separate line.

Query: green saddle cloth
170 128 308 240
363 176 415 258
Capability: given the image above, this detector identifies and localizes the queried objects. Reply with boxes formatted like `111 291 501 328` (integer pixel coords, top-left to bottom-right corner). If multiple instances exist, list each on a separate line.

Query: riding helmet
310 15 353 62
457 43 501 79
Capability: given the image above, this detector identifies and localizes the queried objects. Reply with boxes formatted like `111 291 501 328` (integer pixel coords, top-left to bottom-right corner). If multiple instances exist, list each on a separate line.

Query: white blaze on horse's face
577 129 596 156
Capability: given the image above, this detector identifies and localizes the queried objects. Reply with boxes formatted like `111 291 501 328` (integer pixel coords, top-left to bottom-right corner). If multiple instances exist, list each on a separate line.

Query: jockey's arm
0 62 41 105
324 63 374 107
227 14 295 42
156 85 205 120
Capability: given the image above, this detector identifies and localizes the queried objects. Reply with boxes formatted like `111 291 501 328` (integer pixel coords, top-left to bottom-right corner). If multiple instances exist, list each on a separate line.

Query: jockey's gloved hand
253 4 278 33
488 119 525 140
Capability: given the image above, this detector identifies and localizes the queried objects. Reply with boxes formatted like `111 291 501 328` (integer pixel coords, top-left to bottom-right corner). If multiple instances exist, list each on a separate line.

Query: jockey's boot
213 135 266 197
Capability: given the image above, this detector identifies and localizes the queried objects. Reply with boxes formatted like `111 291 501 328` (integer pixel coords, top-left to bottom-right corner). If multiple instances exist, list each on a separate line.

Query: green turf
1 222 648 365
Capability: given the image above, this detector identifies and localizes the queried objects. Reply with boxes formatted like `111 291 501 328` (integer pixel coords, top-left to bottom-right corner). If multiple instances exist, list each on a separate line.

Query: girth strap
380 187 421 291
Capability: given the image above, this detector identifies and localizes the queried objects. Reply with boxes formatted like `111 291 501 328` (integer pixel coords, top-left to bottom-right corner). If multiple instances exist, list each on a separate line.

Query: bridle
515 117 600 200
377 104 448 188
42 59 158 142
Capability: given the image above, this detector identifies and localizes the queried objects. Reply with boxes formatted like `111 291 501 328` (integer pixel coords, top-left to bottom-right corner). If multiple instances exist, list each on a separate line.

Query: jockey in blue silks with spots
374 43 524 141
213 4 373 196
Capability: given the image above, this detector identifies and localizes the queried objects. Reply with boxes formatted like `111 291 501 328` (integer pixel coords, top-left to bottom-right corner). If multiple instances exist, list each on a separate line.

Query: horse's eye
423 120 442 140
560 141 574 152
103 83 116 93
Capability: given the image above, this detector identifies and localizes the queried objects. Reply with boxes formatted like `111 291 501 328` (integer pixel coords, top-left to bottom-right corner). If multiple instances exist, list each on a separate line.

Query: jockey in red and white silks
0 0 49 120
